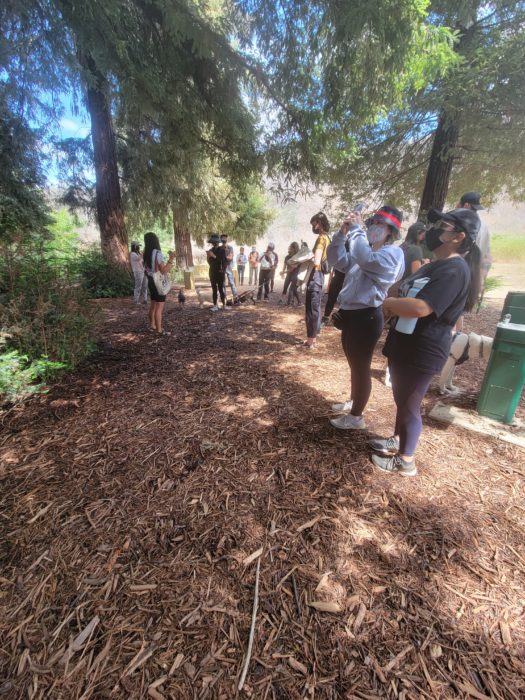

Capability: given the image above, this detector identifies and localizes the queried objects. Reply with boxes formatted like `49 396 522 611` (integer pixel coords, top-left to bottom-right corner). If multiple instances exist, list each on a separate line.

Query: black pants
270 267 276 292
209 270 226 305
340 306 384 416
323 268 345 319
257 269 272 299
282 270 293 296
305 270 325 338
389 361 434 456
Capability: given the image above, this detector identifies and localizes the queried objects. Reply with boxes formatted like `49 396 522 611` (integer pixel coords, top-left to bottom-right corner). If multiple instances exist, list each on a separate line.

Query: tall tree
324 1 525 215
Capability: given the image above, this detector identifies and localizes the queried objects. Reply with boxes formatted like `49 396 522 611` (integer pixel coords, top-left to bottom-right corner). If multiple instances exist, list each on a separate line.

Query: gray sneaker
329 413 366 430
371 453 417 477
330 399 353 413
368 436 400 455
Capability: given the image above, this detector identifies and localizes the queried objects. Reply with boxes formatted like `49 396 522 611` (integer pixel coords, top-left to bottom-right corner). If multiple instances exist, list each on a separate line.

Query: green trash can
477 317 525 424
501 291 525 325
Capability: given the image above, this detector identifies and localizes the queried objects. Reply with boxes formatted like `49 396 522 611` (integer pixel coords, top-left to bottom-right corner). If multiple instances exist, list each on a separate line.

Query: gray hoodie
327 225 404 310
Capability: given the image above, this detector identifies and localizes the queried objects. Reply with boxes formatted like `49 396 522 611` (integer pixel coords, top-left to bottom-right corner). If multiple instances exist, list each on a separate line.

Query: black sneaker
371 453 417 477
320 316 329 328
368 436 400 455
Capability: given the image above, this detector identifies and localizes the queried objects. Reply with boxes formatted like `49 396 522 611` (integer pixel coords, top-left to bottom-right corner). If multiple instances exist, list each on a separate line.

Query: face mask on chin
366 224 388 245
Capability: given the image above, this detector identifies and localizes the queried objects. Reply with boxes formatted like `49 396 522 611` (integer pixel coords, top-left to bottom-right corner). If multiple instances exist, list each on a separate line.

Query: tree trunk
81 53 129 268
418 109 460 219
173 218 194 269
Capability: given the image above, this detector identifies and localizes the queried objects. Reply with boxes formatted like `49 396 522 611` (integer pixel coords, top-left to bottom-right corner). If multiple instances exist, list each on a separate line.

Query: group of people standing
297 192 487 477
130 191 489 477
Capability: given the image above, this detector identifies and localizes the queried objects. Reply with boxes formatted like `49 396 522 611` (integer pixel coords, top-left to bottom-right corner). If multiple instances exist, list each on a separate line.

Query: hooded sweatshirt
327 225 404 310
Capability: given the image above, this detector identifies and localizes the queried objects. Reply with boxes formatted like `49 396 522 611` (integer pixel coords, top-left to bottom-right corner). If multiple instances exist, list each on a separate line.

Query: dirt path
1 293 524 699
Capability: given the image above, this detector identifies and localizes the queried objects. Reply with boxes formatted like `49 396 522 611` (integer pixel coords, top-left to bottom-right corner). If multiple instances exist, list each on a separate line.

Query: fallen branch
238 557 261 691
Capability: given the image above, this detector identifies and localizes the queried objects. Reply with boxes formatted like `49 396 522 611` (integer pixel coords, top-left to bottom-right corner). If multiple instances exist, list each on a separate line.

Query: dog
438 331 493 394
383 331 493 394
195 286 256 308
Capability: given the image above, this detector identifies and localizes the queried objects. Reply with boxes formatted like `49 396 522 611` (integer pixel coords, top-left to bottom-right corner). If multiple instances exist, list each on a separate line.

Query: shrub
0 349 65 402
74 246 133 298
0 247 96 369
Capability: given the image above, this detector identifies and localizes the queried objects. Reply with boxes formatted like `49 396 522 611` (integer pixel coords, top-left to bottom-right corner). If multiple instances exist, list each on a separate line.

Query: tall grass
491 234 525 263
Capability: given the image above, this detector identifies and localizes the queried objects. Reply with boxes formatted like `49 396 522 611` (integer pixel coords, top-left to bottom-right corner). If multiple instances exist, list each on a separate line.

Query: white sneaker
210 305 219 312
329 413 366 430
330 399 353 413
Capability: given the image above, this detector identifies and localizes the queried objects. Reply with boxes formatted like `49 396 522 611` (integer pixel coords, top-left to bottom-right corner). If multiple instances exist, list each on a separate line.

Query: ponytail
463 243 482 312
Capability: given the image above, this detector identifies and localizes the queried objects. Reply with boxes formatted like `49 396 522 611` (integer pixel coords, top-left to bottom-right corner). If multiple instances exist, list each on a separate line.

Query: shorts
147 275 166 302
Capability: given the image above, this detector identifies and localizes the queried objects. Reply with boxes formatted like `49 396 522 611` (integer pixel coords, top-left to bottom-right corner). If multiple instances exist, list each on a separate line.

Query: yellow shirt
312 233 330 270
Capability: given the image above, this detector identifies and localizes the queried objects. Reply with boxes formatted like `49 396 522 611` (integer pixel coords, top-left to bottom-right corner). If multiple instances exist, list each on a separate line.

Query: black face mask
425 227 445 251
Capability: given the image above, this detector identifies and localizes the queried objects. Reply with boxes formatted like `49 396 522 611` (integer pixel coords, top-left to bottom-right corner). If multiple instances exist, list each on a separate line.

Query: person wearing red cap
370 208 482 476
327 205 405 428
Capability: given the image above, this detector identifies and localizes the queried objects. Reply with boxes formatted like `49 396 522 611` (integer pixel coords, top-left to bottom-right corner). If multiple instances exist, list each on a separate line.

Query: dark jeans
237 265 245 285
389 361 434 456
209 270 226 305
270 267 276 291
305 270 325 338
340 306 384 416
323 268 345 318
282 270 293 296
257 269 272 299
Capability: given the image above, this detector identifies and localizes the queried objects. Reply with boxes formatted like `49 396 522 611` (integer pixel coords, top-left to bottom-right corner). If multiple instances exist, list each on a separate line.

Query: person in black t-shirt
207 234 228 311
369 208 482 477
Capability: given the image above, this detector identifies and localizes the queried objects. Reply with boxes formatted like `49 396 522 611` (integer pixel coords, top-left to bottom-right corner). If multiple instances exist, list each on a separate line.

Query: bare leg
149 301 157 330
154 302 165 332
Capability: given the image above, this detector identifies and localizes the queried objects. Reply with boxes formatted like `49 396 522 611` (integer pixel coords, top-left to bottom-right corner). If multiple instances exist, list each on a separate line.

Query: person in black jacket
370 208 481 476
207 234 228 311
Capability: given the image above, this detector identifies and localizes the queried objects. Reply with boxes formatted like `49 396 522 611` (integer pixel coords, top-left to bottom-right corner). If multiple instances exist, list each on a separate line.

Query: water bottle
395 277 430 335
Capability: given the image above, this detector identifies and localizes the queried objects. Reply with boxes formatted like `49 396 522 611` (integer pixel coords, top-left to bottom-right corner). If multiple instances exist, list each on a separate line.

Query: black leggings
389 361 434 457
340 307 384 416
209 270 226 305
324 268 345 318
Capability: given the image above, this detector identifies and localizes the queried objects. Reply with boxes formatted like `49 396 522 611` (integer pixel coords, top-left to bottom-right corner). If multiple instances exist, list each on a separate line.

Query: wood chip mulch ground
1 291 524 699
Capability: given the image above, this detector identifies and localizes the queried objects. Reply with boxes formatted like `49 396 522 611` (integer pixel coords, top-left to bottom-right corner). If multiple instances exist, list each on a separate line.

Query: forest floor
1 286 524 700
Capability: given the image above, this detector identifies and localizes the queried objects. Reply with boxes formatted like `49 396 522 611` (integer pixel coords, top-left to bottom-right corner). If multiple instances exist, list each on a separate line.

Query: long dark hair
143 232 161 269
402 223 426 249
310 212 330 232
462 242 482 312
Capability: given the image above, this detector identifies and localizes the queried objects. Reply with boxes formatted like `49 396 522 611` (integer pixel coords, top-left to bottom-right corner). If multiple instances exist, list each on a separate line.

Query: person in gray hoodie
327 206 405 430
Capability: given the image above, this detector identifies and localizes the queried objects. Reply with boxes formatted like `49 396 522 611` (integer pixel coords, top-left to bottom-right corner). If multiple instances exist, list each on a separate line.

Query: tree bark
173 218 194 269
418 109 460 218
81 53 129 268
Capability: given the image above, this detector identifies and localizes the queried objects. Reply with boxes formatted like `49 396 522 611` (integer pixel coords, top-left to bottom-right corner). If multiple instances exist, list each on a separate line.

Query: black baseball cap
208 233 221 244
365 205 403 233
428 208 480 241
460 192 484 210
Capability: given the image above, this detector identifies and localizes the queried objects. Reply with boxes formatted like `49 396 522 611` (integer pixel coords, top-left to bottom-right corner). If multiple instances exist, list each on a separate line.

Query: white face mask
367 223 388 245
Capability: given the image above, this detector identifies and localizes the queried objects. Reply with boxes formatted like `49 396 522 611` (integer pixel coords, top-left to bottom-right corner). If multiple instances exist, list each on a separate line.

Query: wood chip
288 657 308 675
243 547 263 566
307 601 342 613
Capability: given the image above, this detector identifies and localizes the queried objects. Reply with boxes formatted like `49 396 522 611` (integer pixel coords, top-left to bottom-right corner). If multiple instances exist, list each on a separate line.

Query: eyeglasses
434 220 459 233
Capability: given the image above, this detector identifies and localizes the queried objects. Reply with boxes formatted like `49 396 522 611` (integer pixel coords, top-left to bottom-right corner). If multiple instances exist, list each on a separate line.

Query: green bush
1 248 96 369
74 246 133 298
0 349 65 402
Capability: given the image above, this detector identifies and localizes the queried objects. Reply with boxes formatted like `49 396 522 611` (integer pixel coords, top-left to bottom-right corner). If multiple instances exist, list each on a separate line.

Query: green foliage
1 247 96 368
45 208 81 260
0 349 65 402
490 235 525 263
228 183 276 244
327 1 525 211
74 246 133 298
0 90 52 243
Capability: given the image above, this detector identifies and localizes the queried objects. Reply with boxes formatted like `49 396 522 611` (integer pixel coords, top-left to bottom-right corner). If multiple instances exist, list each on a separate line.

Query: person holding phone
370 208 481 476
327 206 404 426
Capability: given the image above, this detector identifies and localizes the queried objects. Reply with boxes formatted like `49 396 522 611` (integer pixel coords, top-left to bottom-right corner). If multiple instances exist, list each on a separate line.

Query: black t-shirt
208 246 227 274
401 244 423 280
383 256 471 373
